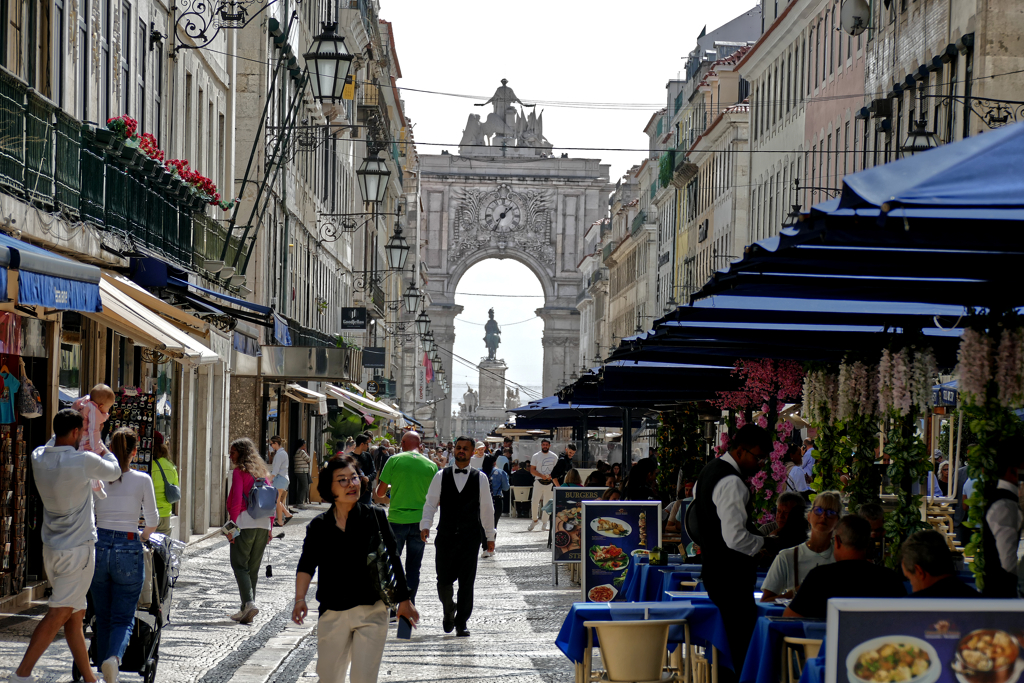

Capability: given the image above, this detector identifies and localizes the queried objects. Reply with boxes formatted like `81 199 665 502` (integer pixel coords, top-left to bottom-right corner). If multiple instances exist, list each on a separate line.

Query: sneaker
10 673 35 682
238 602 259 624
229 609 246 621
101 656 119 683
541 523 550 531
481 550 493 558
527 520 538 531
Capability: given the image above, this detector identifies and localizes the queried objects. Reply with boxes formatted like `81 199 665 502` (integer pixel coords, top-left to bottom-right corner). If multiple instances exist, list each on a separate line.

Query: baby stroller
72 533 184 683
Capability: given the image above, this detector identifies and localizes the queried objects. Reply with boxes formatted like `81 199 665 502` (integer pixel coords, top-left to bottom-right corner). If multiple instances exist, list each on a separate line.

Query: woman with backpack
151 441 180 533
227 438 274 624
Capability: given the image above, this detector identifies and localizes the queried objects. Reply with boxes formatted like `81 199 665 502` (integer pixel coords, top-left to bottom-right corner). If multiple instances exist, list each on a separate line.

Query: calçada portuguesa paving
0 510 579 682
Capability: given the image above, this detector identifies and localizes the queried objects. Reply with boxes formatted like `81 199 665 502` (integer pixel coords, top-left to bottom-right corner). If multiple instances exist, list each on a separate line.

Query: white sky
384 0 761 404
385 0 762 181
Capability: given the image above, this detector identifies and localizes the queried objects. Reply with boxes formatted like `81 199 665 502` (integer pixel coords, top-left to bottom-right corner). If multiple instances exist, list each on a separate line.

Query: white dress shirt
532 451 558 478
787 465 810 493
420 467 496 541
693 453 764 557
801 449 815 479
986 479 1023 573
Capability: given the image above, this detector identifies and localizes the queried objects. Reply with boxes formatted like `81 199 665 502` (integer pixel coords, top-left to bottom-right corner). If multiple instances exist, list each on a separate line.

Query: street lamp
403 283 422 313
422 331 435 353
303 22 354 103
415 310 430 336
356 152 391 204
385 224 410 270
901 120 939 155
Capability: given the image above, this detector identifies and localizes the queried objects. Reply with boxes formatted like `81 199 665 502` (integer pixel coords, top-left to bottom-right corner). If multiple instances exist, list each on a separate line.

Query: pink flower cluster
958 327 1024 407
995 328 1024 406
837 361 879 421
714 359 805 410
878 347 938 416
957 329 993 404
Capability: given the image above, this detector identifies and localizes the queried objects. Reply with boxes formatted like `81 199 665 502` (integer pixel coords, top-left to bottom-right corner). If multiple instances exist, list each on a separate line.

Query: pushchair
72 533 184 683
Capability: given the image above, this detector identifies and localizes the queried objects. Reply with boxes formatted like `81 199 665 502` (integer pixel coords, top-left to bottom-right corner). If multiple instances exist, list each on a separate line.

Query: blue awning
233 331 262 357
400 411 423 428
169 275 291 346
0 234 102 312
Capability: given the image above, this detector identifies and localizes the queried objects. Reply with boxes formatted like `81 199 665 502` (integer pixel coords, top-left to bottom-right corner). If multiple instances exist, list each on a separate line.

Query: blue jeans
90 529 145 664
390 522 425 601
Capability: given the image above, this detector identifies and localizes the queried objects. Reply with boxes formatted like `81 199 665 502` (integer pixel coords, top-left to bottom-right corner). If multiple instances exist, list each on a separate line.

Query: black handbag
366 507 400 609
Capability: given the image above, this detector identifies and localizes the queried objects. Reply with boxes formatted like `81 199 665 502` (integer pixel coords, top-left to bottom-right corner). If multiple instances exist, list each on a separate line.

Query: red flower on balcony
138 133 165 162
106 115 138 141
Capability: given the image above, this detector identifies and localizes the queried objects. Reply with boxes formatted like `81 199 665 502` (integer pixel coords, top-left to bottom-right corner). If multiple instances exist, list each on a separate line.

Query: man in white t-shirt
528 439 559 531
469 442 486 470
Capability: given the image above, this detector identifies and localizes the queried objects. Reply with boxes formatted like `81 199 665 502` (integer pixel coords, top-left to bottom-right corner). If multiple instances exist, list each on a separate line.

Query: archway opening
452 259 546 416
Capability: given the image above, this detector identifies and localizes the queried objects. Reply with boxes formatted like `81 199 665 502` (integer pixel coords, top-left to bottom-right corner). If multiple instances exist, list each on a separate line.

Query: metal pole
581 414 590 467
621 407 632 478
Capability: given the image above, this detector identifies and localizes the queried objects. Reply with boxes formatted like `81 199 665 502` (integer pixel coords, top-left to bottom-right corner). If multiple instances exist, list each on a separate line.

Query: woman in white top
760 490 842 602
269 436 292 527
90 428 159 683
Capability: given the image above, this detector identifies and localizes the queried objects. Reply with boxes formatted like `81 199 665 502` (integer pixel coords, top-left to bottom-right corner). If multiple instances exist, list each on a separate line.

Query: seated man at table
783 515 906 619
901 530 979 598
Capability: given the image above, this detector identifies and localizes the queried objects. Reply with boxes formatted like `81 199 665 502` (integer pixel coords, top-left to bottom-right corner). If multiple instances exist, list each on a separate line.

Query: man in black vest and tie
980 435 1023 598
420 435 495 637
691 425 777 683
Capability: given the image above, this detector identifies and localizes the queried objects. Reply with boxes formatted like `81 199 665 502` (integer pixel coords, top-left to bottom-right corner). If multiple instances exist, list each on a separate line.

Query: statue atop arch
459 79 554 157
483 308 501 361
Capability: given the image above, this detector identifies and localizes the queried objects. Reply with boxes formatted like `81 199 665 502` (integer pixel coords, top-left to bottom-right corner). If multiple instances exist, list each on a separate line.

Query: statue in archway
463 387 478 414
483 308 501 360
505 387 520 409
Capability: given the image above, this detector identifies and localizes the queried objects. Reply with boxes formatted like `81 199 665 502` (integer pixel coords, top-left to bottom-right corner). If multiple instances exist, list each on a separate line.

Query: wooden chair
511 486 532 517
782 638 822 683
582 619 687 683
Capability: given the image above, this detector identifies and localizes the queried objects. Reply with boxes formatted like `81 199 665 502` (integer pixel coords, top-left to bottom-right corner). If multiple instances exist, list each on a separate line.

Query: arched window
830 5 836 75
815 20 821 85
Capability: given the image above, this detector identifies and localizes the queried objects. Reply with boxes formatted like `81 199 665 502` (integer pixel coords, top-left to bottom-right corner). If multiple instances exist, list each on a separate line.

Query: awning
400 410 424 428
325 384 401 420
283 383 328 415
0 234 102 312
85 278 219 366
168 275 291 345
102 273 208 334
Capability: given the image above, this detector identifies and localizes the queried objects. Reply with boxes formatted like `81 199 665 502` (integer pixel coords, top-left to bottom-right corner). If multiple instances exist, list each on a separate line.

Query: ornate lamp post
403 283 422 314
303 22 354 103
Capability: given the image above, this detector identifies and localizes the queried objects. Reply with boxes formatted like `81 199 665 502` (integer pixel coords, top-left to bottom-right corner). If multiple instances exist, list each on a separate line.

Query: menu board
580 500 662 603
551 487 605 564
825 599 1024 683
108 389 157 474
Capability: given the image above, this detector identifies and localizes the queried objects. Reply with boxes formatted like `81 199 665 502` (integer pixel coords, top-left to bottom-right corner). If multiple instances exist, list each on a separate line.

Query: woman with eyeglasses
760 490 842 603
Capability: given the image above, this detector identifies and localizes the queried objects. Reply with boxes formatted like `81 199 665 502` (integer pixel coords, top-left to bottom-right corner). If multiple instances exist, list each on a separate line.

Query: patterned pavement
0 508 580 682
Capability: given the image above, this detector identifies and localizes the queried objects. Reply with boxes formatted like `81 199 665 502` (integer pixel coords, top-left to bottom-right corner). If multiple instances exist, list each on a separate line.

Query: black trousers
702 565 757 683
435 537 480 628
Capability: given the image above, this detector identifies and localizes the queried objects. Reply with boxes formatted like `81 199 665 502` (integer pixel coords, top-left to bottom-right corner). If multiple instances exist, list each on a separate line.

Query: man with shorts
13 409 121 682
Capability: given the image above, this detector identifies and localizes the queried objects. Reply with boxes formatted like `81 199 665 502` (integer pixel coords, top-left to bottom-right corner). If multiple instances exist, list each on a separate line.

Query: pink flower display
876 346 938 416
994 328 1024 407
956 328 994 405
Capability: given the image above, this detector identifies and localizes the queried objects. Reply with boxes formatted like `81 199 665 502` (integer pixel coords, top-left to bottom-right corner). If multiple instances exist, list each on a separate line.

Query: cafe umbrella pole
621 407 632 477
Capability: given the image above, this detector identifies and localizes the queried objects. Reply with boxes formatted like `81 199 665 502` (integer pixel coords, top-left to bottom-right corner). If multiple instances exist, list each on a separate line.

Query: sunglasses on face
812 506 839 518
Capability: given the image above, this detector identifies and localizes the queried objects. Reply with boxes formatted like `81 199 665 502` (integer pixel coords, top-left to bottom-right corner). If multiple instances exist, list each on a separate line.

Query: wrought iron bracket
793 179 841 199
171 0 299 56
924 93 1024 130
316 207 402 247
268 122 366 157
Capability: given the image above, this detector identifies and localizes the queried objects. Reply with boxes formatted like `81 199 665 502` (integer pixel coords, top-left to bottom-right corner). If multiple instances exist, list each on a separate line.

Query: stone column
426 303 462 440
536 306 581 396
477 359 507 411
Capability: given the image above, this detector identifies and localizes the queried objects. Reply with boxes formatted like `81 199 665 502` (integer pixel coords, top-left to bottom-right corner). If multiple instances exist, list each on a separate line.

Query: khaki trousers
532 480 553 522
316 601 389 683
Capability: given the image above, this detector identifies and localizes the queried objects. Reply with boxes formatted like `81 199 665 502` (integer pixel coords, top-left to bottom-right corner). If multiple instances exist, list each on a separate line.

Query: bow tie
455 468 469 474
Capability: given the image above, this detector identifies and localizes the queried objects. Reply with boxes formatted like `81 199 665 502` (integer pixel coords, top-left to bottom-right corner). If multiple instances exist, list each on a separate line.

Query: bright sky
385 0 762 180
451 260 545 405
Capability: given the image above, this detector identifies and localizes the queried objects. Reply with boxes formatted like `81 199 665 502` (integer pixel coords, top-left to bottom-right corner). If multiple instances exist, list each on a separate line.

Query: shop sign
551 487 605 564
416 367 426 401
580 500 661 602
825 598 1024 683
366 379 381 396
341 307 367 330
363 347 386 368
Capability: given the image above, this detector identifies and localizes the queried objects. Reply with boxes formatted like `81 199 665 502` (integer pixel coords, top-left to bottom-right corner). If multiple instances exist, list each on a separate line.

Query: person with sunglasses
690 425 780 683
760 491 842 602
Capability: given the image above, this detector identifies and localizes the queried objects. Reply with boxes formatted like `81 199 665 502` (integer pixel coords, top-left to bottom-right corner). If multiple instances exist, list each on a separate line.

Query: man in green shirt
375 430 437 601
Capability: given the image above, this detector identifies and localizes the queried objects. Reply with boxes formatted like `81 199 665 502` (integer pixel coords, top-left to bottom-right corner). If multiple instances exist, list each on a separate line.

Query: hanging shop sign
366 379 381 396
580 500 661 602
551 487 605 564
341 307 368 330
363 347 386 368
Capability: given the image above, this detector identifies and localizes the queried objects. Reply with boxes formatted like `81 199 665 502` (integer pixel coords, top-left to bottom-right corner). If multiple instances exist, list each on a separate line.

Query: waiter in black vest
980 436 1023 597
692 424 777 683
420 435 495 637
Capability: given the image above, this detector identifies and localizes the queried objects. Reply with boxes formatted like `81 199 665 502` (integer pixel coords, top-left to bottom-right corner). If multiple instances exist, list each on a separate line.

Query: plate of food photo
846 636 940 683
589 544 630 572
588 584 617 602
952 629 1023 683
590 517 632 538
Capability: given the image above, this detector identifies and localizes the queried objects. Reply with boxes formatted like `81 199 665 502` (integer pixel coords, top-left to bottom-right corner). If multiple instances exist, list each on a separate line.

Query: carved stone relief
451 183 555 265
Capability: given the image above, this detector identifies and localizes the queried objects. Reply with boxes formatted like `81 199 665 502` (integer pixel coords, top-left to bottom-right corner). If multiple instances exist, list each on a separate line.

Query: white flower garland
877 347 937 416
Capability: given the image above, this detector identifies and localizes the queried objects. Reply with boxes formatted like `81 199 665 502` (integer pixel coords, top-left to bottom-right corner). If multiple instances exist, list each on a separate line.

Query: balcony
588 269 607 287
0 68 226 271
359 79 392 146
575 288 591 306
631 210 648 236
602 242 613 264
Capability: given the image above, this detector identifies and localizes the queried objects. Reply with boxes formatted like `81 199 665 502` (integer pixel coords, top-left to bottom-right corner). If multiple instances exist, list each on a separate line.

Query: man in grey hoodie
12 409 122 683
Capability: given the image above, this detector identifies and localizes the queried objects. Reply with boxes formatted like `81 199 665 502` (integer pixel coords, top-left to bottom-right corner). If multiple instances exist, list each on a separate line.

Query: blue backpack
246 477 278 518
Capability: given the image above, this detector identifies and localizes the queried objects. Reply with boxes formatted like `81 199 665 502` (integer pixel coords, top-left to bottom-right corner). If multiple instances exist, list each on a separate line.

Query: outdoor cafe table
557 598 747 683
740 615 828 683
621 557 767 602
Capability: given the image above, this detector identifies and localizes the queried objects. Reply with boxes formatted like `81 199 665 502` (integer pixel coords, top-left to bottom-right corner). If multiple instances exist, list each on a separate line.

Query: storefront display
109 388 158 473
580 500 662 602
551 487 605 564
0 424 27 595
825 598 1024 683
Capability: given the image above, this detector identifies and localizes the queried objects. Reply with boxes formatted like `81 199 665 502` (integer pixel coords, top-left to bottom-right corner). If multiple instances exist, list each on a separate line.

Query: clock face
484 198 521 233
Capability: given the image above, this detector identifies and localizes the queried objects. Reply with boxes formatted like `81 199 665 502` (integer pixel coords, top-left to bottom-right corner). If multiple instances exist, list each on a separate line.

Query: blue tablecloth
556 599 742 670
800 655 826 683
741 617 828 683
620 559 705 602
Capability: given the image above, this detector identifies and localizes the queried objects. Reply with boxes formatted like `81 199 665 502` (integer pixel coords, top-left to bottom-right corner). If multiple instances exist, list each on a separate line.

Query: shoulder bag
154 459 182 504
366 506 400 609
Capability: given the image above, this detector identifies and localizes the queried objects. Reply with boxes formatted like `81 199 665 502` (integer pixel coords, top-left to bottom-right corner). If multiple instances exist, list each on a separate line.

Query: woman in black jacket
292 456 419 683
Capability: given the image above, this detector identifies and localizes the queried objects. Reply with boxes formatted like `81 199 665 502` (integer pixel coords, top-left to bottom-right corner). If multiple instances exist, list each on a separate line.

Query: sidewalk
0 510 579 683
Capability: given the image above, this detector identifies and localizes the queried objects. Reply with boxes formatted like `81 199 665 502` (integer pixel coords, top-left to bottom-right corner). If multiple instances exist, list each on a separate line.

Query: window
197 87 203 172
945 58 958 144
835 127 841 185
829 7 835 75
963 47 974 140
154 41 162 143
77 0 88 119
786 54 791 113
54 0 65 107
100 0 110 121
814 20 820 85
825 134 831 188
121 2 130 114
811 143 817 191
219 113 226 193
184 72 192 159
768 75 773 126
137 19 145 130
843 121 850 178
796 46 802 104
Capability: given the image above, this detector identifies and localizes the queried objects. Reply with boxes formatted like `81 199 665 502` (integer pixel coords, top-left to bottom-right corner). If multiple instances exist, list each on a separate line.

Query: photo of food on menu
830 603 1024 683
580 500 662 602
551 487 605 564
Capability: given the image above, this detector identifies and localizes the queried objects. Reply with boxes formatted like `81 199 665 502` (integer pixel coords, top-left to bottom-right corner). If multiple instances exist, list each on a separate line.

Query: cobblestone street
0 510 579 683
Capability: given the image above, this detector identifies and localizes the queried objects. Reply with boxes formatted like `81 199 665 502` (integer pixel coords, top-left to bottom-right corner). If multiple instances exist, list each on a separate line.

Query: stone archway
418 149 611 439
